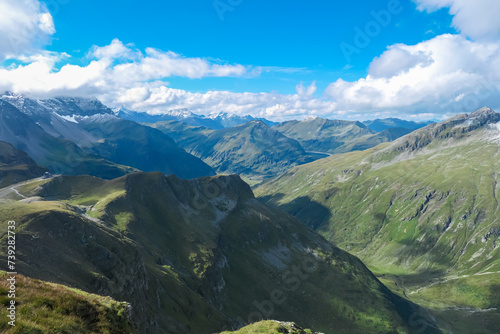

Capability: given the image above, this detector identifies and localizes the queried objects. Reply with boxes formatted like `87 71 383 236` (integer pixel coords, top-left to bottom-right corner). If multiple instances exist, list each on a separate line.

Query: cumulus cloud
99 84 339 121
368 48 434 79
414 0 500 41
3 34 499 121
0 40 342 121
320 1 500 119
295 81 317 98
326 34 500 116
0 39 251 97
0 0 55 58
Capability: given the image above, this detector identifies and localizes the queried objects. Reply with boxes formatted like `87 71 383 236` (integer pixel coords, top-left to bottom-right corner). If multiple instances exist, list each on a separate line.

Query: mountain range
273 117 419 155
114 107 278 129
0 93 214 179
256 107 500 333
1 92 491 333
1 92 429 187
148 120 315 183
144 116 429 182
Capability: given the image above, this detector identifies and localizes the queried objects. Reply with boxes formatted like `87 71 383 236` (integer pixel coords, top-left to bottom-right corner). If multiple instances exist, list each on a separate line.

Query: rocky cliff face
387 107 500 153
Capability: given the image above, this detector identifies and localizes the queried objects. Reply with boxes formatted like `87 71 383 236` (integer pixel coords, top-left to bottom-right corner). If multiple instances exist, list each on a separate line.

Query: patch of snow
487 122 500 143
165 108 193 118
76 113 118 123
54 112 78 123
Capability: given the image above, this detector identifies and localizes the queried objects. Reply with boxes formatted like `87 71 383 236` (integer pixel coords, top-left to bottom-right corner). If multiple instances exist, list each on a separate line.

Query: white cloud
414 0 500 41
0 0 55 58
0 40 344 122
100 84 339 122
326 34 500 117
90 38 137 60
295 81 317 98
0 39 252 97
2 34 499 121
368 47 433 79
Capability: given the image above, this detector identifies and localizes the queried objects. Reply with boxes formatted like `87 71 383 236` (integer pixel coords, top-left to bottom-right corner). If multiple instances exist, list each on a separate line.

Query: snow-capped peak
208 111 238 120
1 91 25 110
163 108 193 118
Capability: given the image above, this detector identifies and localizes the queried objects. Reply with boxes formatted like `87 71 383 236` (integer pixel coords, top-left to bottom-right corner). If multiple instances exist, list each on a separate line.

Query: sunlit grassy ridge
219 320 317 334
0 271 134 334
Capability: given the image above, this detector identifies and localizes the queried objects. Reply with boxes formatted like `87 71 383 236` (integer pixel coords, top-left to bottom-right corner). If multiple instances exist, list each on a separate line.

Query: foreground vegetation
0 271 134 334
219 320 318 334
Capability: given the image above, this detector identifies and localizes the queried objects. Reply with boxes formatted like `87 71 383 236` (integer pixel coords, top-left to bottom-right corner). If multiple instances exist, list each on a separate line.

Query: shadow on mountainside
394 235 471 268
378 269 447 291
258 194 332 230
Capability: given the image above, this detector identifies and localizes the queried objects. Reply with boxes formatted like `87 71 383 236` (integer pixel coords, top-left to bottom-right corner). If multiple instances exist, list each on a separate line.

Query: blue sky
0 0 499 121
46 0 455 94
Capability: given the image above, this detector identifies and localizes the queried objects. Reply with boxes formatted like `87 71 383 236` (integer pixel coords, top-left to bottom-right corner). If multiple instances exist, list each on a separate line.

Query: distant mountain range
144 116 430 180
114 106 278 129
148 120 315 182
0 93 214 179
0 92 437 183
265 117 419 155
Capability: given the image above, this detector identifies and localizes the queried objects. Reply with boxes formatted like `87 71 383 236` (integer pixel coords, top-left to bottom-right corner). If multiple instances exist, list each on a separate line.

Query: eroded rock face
391 107 500 153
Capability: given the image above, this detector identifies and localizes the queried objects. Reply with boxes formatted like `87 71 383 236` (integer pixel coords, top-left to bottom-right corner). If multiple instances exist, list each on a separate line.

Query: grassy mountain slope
147 120 215 146
0 172 439 333
0 141 48 188
0 271 134 333
256 107 500 333
273 117 412 155
362 118 433 133
149 120 314 182
80 116 215 179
